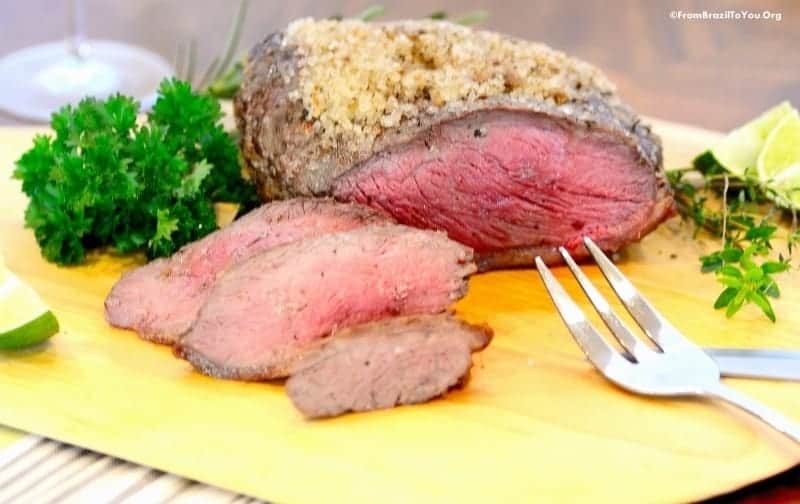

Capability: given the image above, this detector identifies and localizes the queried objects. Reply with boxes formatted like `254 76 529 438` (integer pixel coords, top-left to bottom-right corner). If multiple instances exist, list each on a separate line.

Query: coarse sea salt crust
285 18 616 151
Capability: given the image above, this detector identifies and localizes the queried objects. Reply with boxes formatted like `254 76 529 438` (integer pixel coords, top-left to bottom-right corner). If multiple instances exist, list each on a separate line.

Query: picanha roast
106 18 673 418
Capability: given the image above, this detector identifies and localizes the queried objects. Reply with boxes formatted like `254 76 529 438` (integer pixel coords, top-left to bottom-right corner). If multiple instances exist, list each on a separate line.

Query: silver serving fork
535 237 800 443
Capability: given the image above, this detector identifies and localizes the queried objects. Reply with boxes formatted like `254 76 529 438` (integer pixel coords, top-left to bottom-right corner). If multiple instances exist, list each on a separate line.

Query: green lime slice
711 101 794 177
757 109 800 209
0 265 59 350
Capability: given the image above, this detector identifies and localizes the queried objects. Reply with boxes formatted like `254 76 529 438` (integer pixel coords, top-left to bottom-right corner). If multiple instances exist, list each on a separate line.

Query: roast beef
235 19 674 270
104 198 388 344
286 314 493 419
175 225 476 380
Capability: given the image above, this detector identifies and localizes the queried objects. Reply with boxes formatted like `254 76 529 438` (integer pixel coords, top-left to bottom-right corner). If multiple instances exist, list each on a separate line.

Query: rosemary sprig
358 5 386 21
426 9 490 25
355 4 490 25
175 0 248 98
453 10 490 26
207 60 245 99
179 3 490 99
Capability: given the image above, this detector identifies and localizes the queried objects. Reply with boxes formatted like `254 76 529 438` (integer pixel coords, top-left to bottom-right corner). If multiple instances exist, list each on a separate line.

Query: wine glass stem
67 0 85 59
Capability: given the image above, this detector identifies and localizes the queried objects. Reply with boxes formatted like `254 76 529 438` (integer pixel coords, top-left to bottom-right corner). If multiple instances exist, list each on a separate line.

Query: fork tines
535 237 690 368
536 239 800 444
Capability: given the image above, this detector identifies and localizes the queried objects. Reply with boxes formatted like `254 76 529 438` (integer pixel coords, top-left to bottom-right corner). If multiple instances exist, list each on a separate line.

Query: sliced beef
286 314 493 419
104 198 388 344
333 110 673 270
175 225 476 380
235 20 674 270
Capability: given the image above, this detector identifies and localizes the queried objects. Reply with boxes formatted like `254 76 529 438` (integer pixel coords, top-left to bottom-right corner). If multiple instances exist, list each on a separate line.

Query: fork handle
706 383 800 443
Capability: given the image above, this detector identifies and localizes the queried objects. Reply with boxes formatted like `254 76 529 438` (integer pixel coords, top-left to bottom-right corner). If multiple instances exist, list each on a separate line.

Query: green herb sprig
187 3 490 99
668 155 797 321
174 0 249 99
13 79 258 265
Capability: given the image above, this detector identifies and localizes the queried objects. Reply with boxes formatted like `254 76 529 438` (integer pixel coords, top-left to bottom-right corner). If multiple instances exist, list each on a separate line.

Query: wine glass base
0 41 174 123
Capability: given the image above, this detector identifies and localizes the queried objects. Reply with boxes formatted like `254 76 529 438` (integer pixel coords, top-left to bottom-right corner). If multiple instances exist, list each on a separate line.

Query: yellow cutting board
1 120 799 503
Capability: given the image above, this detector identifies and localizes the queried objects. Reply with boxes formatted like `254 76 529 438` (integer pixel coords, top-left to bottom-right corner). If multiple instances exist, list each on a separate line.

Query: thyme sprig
668 154 798 321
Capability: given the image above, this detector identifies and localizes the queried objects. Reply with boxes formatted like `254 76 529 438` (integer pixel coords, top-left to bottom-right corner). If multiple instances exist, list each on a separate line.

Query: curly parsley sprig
13 78 258 265
668 155 797 321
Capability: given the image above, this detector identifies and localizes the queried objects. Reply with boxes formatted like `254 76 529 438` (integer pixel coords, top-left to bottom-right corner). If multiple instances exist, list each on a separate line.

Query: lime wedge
757 109 800 208
0 260 59 350
711 101 794 177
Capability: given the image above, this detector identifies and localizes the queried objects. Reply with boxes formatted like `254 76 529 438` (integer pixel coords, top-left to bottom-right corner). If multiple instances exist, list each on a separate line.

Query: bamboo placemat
0 432 264 503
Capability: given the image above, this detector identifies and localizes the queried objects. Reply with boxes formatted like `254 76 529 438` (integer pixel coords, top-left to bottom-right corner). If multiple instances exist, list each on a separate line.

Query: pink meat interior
184 225 474 371
105 199 384 343
333 110 662 256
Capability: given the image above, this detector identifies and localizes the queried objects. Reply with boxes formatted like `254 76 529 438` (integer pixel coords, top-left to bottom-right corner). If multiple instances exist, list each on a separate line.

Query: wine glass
0 0 173 122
